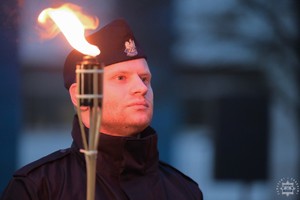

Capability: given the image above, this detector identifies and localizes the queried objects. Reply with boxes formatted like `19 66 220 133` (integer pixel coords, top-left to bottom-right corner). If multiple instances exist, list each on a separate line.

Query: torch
76 55 103 200
38 4 102 200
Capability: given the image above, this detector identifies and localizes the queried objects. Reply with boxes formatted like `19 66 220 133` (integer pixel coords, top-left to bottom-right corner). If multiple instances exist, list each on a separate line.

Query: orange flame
38 3 100 56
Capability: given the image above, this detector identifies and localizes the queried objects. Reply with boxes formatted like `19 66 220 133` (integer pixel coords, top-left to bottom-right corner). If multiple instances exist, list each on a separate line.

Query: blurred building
170 1 300 200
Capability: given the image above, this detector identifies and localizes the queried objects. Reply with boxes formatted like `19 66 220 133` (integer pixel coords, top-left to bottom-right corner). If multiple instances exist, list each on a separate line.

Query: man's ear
69 83 89 111
69 83 78 107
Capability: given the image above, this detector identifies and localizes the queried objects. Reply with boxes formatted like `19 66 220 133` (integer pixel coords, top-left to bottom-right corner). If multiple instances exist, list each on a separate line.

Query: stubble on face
100 59 153 137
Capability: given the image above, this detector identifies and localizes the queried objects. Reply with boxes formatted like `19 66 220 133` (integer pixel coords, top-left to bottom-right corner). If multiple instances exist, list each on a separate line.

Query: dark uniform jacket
1 115 203 200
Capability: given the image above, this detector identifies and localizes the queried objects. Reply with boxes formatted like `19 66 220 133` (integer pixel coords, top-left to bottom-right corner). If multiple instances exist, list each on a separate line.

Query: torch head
63 18 147 90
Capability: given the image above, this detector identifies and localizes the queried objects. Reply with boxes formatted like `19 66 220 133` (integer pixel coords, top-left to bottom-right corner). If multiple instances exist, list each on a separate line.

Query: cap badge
124 39 138 57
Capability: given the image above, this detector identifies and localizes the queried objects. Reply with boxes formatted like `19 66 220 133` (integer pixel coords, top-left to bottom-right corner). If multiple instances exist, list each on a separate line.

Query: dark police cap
63 19 147 89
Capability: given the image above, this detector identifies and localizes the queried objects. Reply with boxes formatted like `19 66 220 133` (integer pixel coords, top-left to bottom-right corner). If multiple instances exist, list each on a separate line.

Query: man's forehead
104 58 151 74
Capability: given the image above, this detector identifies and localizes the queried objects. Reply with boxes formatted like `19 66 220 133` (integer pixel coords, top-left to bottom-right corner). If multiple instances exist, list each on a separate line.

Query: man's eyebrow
108 70 151 76
108 70 131 75
139 72 152 77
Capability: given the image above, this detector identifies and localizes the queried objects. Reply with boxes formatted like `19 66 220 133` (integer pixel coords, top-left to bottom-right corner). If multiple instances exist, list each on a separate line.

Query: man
1 19 203 200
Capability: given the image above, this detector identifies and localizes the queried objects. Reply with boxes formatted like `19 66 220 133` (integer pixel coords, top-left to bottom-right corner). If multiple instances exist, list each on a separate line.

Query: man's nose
130 74 148 95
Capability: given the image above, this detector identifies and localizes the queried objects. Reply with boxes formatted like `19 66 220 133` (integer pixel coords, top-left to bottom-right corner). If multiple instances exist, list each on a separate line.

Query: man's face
100 58 153 136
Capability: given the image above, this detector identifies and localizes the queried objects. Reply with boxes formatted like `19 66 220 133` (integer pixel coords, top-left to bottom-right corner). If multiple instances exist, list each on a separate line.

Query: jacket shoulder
159 161 203 199
14 148 72 177
159 160 198 185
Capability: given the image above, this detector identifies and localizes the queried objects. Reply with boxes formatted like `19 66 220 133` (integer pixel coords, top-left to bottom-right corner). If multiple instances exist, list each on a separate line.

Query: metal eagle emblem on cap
124 39 138 57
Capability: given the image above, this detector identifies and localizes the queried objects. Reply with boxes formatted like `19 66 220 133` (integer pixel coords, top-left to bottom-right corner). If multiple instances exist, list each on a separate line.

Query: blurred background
0 0 299 199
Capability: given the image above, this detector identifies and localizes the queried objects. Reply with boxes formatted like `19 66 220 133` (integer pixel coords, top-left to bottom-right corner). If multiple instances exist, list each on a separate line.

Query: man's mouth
127 101 149 108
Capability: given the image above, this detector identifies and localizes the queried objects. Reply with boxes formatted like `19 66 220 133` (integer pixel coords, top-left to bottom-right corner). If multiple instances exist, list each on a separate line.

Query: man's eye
141 76 150 84
117 76 126 81
142 77 148 82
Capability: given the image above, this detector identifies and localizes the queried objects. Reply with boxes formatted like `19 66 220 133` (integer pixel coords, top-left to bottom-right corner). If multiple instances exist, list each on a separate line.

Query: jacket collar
71 115 159 178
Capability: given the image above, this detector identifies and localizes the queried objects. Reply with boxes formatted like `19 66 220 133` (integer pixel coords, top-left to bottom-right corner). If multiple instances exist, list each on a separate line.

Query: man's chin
129 117 151 129
131 121 151 129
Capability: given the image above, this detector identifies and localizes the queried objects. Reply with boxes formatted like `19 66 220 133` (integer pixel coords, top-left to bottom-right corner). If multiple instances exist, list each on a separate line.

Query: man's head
64 19 153 137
